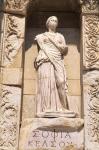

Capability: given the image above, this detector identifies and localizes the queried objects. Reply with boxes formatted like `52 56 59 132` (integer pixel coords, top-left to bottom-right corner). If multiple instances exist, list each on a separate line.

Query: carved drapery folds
2 14 25 67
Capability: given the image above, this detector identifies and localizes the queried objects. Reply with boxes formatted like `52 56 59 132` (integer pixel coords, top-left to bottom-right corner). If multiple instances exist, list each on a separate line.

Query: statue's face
48 17 58 30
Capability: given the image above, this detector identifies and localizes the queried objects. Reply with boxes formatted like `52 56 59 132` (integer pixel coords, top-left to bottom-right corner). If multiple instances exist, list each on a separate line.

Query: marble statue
34 16 76 118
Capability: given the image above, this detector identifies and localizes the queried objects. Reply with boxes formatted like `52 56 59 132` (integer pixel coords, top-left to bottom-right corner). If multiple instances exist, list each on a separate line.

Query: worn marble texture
19 118 84 150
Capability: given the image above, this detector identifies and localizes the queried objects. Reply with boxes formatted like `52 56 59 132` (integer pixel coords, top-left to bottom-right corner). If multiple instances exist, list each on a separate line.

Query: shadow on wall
25 11 80 52
25 27 80 53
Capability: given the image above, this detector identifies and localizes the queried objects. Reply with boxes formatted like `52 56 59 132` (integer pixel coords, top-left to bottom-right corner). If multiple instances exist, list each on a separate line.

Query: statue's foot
58 108 76 114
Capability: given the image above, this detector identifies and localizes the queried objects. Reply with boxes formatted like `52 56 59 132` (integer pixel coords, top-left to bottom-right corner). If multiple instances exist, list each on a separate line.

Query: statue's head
46 16 58 31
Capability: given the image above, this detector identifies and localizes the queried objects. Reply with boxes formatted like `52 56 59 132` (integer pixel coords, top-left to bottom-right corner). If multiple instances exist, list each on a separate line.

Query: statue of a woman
34 16 76 118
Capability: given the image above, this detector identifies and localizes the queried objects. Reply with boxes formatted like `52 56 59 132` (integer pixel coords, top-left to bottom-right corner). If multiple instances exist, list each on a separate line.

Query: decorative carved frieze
80 1 99 150
80 0 99 13
0 85 21 150
83 71 99 150
83 15 99 69
0 12 3 66
3 0 29 15
0 5 25 150
2 14 25 67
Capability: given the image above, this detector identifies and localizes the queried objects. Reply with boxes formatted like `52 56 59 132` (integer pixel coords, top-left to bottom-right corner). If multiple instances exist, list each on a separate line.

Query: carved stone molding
80 1 99 150
83 15 99 69
0 12 25 150
3 0 30 15
0 12 4 66
80 0 99 14
2 14 25 67
83 71 99 150
0 85 21 150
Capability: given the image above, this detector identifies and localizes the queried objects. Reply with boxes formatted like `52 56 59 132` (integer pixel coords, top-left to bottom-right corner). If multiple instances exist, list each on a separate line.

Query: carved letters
27 129 83 150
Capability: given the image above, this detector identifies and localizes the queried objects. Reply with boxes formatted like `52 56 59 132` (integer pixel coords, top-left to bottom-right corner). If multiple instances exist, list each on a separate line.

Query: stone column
80 0 99 150
0 1 29 150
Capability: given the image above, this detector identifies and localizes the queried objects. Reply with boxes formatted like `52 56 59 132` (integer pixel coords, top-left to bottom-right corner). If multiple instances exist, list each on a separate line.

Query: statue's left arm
44 32 68 56
57 34 68 56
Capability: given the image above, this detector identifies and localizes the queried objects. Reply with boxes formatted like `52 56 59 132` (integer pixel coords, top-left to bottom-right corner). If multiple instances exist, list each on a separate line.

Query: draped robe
35 32 69 117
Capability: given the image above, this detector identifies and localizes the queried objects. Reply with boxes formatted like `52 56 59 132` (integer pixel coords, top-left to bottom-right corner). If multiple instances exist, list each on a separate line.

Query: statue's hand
62 46 68 56
57 43 68 55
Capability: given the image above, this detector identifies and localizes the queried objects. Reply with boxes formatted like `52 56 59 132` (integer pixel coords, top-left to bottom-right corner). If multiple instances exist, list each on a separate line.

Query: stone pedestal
19 118 84 150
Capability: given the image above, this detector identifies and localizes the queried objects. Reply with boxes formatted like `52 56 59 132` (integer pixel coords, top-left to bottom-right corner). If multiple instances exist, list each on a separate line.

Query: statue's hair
46 16 58 29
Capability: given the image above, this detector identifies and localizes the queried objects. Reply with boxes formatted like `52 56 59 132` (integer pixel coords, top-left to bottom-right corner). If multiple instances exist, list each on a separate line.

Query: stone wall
0 0 99 150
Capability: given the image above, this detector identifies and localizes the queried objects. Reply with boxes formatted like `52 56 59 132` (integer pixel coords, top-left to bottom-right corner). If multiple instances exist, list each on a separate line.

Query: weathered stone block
22 95 36 121
3 0 29 16
1 13 25 67
2 68 22 85
19 118 84 150
0 85 21 150
24 68 37 80
82 15 99 70
83 70 99 150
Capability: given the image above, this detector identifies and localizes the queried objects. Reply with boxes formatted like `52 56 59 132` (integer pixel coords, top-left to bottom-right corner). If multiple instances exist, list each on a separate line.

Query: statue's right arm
35 34 44 50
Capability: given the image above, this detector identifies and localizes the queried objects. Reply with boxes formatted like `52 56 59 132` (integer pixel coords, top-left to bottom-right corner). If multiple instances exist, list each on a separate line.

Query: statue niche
34 16 77 118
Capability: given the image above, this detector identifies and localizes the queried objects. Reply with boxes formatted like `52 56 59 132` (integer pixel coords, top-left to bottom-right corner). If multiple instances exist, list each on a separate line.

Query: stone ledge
21 117 84 131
